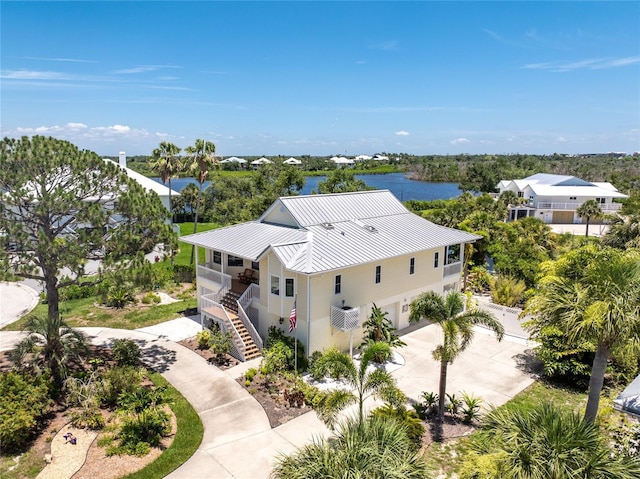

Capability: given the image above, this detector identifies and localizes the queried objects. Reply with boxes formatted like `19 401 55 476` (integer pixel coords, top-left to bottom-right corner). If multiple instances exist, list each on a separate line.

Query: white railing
196 265 231 288
236 302 263 351
201 293 247 361
443 261 462 277
330 305 360 331
535 202 621 212
237 283 260 309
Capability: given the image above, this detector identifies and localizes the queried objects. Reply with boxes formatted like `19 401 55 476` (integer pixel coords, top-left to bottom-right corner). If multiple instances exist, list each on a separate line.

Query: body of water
153 172 461 202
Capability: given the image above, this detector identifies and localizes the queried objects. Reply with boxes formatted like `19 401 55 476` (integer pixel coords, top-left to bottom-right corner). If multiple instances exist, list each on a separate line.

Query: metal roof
180 222 307 260
104 159 180 197
614 373 640 418
182 190 480 274
273 190 410 227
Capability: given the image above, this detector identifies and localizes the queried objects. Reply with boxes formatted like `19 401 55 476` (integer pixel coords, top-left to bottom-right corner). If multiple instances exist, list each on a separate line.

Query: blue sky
1 1 639 156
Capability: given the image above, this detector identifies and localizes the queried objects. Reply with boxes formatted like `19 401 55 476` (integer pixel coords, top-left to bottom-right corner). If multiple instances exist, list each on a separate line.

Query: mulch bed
177 337 240 370
237 373 313 428
421 416 477 447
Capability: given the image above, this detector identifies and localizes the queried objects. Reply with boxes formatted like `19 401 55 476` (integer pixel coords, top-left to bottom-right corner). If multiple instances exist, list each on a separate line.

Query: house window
335 275 342 294
228 255 243 267
375 265 381 284
595 197 606 204
434 252 440 268
409 257 415 275
517 191 524 198
270 276 280 295
285 278 294 297
445 244 460 265
213 251 221 265
251 261 260 271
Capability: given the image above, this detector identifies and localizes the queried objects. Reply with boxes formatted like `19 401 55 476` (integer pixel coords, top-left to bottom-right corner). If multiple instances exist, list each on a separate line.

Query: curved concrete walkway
0 327 330 479
0 281 39 328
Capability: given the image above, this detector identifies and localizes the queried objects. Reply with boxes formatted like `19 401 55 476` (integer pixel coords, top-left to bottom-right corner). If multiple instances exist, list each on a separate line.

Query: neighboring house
251 157 273 169
283 157 302 166
220 156 248 165
497 173 627 224
329 156 355 167
180 190 480 361
104 152 180 215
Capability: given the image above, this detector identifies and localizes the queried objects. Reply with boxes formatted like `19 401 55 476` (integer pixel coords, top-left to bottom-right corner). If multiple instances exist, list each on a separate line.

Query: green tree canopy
313 168 373 194
0 136 176 325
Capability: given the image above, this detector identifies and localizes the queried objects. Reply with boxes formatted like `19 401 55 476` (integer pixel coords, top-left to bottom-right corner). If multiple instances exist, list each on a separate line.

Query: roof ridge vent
364 225 378 233
321 222 335 230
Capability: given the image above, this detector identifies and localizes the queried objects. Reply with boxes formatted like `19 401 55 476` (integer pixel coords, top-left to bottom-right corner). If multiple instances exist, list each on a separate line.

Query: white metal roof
251 157 273 165
528 184 627 198
104 159 179 197
182 190 480 274
221 156 247 163
329 156 354 164
284 157 302 164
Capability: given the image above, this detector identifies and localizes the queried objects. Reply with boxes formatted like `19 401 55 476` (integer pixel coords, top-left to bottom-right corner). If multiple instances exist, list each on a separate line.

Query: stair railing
236 300 263 351
200 293 246 361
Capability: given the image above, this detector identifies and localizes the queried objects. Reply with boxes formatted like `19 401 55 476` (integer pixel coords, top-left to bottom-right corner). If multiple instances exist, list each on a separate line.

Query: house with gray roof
497 173 627 224
180 190 480 361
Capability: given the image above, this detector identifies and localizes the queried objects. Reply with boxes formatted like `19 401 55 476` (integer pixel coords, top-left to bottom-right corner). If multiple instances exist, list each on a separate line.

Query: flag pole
294 294 298 374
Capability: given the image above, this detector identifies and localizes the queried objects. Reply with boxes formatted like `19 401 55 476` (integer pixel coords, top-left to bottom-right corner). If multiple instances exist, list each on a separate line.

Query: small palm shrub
490 275 526 308
413 391 439 419
65 373 104 429
106 284 136 308
113 408 171 456
99 366 144 408
445 393 462 417
112 339 141 366
461 392 483 424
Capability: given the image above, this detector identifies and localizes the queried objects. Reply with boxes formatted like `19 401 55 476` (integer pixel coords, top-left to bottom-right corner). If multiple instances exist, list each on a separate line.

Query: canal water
154 172 461 202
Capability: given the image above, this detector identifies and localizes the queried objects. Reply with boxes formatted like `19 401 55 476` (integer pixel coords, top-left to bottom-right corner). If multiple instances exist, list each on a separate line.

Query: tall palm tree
10 314 88 387
409 291 504 424
313 342 405 429
150 141 182 264
185 139 217 264
525 246 640 422
603 214 640 250
576 199 604 237
271 415 430 479
465 402 640 478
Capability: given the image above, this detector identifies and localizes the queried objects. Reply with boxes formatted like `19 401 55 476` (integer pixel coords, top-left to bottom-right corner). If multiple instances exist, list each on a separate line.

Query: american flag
288 299 297 333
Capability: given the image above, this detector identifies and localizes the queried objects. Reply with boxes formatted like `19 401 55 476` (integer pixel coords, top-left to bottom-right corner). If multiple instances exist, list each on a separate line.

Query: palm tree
10 314 88 387
150 141 182 264
409 291 504 425
185 139 217 264
525 246 640 422
576 199 604 237
313 342 405 429
465 402 640 478
359 303 406 362
603 214 640 249
271 416 429 479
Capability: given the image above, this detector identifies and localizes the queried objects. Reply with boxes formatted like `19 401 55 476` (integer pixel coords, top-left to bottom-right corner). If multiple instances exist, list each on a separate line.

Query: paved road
0 281 39 328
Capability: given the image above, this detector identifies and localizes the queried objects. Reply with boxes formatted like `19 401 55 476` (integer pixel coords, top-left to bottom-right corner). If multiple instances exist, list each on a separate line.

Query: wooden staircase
221 290 261 361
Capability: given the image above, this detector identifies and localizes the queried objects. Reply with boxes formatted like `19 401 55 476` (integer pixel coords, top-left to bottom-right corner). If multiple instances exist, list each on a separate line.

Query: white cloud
450 138 470 145
395 130 410 136
523 56 640 72
1 70 68 80
25 57 98 63
112 65 182 74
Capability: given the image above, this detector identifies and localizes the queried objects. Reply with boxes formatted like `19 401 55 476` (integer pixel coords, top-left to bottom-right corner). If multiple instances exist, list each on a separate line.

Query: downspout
306 231 313 356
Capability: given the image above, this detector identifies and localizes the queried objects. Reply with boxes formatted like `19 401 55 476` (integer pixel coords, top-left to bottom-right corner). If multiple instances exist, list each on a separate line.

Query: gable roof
499 173 627 199
181 190 480 274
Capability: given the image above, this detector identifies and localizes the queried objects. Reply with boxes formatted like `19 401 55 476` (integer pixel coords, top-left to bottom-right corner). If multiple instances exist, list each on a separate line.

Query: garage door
552 211 574 224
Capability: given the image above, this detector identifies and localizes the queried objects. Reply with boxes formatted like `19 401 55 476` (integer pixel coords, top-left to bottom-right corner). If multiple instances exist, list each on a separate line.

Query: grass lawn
1 222 219 332
424 380 589 478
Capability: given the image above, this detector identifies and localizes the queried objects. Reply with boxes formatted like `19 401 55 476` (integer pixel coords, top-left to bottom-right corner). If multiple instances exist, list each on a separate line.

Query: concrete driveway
0 320 536 478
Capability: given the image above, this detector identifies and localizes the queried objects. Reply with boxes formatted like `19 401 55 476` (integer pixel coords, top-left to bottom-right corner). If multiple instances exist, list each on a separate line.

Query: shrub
266 326 307 371
244 367 257 382
208 327 233 365
99 366 144 408
106 284 136 308
461 392 483 424
196 330 211 350
371 404 425 449
141 292 161 304
490 275 527 307
112 339 141 367
117 408 171 455
262 341 293 374
173 264 195 283
0 372 51 451
60 283 96 301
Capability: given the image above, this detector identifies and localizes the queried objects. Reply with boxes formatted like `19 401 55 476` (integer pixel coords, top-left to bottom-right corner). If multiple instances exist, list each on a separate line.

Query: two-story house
180 190 480 361
497 173 627 224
